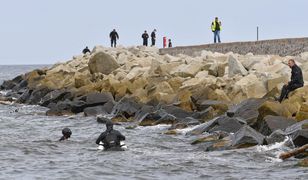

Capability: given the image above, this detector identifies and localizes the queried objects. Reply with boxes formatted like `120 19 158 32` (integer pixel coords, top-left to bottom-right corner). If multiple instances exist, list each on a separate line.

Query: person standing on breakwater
151 29 157 46
82 46 91 54
211 17 222 43
142 30 149 46
110 29 119 48
168 39 172 48
278 59 304 103
96 120 125 150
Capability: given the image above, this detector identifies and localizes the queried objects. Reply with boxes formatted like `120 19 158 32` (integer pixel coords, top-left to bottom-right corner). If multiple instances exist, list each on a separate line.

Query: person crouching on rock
278 59 304 103
96 120 125 150
59 128 72 141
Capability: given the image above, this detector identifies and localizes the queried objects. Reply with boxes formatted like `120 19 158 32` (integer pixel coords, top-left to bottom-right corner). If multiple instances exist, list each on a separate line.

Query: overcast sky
0 0 307 65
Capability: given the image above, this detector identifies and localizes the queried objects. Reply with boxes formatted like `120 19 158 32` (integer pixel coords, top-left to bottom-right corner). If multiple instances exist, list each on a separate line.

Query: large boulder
228 55 248 77
227 98 266 127
88 52 120 75
259 115 297 136
284 120 308 147
231 125 265 148
39 89 73 107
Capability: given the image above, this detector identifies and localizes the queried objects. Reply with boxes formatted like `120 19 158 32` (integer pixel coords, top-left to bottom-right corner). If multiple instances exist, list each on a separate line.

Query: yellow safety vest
211 21 222 31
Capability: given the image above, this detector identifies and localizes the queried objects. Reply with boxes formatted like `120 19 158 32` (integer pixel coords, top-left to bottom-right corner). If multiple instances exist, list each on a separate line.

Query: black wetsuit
59 136 68 141
142 32 149 46
279 64 304 102
96 127 125 149
151 31 156 46
110 31 119 47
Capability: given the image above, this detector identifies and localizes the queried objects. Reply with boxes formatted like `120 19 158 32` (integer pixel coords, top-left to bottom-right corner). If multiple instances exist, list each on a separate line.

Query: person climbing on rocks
110 29 119 48
211 17 222 43
59 128 72 141
278 59 304 103
142 31 149 46
96 120 125 150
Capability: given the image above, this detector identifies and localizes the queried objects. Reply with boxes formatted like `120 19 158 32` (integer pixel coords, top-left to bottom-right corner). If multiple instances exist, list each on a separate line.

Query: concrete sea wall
159 37 308 56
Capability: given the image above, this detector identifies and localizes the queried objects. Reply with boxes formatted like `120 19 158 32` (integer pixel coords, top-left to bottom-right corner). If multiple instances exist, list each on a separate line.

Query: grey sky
0 0 307 65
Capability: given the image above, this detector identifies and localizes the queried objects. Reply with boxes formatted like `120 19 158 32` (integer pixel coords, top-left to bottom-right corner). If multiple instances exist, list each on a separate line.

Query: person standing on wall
211 17 222 43
142 30 149 46
110 29 119 48
151 29 157 46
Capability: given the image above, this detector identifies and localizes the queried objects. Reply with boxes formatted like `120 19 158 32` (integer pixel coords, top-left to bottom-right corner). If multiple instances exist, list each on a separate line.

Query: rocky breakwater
1 46 308 153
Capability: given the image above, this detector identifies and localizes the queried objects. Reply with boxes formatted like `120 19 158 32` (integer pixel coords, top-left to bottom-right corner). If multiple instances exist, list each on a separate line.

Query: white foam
256 137 291 152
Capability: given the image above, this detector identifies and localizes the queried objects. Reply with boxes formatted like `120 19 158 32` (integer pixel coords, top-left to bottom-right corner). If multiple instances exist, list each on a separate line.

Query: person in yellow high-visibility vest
211 17 222 43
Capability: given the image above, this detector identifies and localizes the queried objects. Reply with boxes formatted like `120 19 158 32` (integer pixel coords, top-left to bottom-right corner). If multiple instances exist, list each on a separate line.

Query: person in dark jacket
142 31 149 46
151 29 157 46
82 46 91 54
59 128 72 141
96 120 125 150
278 59 304 103
110 29 119 48
168 39 172 48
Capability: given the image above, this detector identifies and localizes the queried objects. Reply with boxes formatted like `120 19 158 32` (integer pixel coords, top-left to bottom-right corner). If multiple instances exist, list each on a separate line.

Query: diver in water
96 120 125 150
59 128 72 141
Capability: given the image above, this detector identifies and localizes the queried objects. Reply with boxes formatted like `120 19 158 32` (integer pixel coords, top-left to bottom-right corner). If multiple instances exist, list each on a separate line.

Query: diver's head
106 120 113 131
62 128 72 138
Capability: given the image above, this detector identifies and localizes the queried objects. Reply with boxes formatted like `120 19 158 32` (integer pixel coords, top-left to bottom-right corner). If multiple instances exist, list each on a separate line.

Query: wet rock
27 87 52 105
195 99 229 115
85 92 114 106
16 89 32 103
39 89 73 107
265 129 286 144
112 97 142 118
208 116 244 133
231 125 266 148
0 75 24 90
168 117 200 130
84 106 108 116
191 131 228 145
46 99 86 116
259 115 297 136
186 118 218 136
227 98 266 127
88 51 119 75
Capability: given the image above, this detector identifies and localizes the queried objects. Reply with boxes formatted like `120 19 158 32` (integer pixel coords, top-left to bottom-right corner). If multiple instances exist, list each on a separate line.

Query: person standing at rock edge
142 31 149 46
278 59 304 103
59 128 72 141
82 46 91 54
96 120 125 150
211 17 222 43
151 29 157 46
110 29 119 48
168 39 172 48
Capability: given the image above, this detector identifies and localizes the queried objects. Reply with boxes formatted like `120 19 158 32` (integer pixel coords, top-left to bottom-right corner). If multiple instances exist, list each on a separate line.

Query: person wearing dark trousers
211 17 222 43
142 31 149 46
151 29 156 46
110 29 119 48
168 39 172 48
278 59 304 103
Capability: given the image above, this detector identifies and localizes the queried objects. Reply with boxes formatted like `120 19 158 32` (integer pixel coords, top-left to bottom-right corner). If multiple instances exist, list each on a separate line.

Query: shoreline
0 45 307 157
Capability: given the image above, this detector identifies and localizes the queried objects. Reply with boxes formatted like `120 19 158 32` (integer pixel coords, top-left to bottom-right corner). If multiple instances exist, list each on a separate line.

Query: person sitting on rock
59 128 72 141
278 59 304 103
82 46 91 54
96 120 125 150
